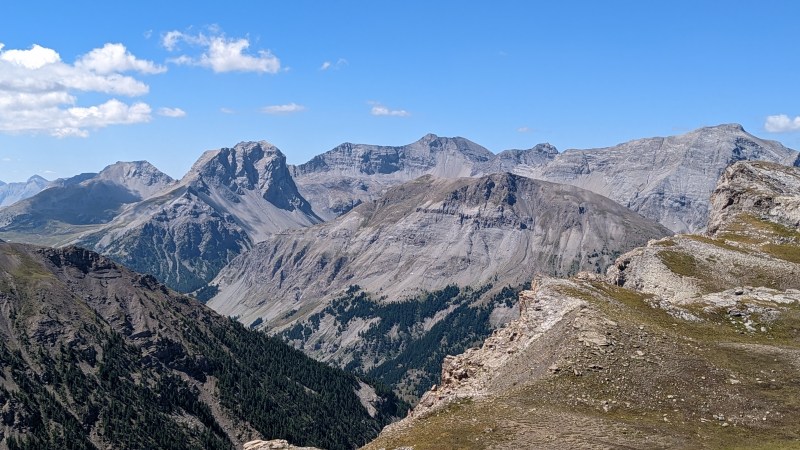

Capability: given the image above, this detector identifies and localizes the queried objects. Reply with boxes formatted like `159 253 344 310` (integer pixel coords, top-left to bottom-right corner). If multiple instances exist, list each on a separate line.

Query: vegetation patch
762 243 800 264
657 250 700 278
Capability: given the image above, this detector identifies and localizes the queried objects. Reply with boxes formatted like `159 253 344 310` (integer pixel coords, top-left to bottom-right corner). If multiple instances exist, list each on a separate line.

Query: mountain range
0 242 403 450
207 172 670 398
1 124 800 448
0 124 792 298
366 159 800 449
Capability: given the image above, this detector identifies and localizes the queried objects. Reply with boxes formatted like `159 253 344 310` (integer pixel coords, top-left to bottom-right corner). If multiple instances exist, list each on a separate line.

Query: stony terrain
366 160 800 449
0 242 403 450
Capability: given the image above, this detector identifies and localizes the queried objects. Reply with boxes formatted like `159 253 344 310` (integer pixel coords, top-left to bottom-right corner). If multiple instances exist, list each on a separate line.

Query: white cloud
320 58 348 71
0 42 159 137
157 107 186 117
220 107 235 114
163 29 280 73
370 103 409 117
260 103 306 114
0 44 60 69
517 126 530 133
76 43 166 74
765 114 800 133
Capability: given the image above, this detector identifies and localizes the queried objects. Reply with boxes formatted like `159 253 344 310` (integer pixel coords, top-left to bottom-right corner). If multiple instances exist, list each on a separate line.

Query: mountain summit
514 124 797 232
80 141 321 292
290 134 495 219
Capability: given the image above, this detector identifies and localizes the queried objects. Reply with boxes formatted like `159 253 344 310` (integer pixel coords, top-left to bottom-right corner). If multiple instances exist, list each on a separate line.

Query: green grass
762 243 800 264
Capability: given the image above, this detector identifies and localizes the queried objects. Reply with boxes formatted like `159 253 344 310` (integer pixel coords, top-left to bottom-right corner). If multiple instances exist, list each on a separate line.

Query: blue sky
0 1 798 182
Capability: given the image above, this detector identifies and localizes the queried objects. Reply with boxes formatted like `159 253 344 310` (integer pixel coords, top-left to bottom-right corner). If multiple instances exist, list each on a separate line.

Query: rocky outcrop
707 160 800 234
243 440 321 450
410 278 587 419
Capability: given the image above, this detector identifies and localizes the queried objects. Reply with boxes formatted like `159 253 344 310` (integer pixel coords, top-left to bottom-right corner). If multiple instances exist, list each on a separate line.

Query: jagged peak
185 141 288 180
232 140 280 153
26 174 49 183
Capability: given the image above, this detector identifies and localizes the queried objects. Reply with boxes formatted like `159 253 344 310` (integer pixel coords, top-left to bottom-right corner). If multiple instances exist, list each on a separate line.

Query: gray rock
208 173 670 358
514 124 797 233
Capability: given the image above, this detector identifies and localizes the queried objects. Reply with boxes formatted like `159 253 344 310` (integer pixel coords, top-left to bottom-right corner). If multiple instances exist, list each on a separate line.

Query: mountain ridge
366 159 800 449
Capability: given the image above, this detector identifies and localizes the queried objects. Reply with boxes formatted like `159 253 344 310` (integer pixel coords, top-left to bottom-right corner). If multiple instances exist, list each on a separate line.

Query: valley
1 126 799 449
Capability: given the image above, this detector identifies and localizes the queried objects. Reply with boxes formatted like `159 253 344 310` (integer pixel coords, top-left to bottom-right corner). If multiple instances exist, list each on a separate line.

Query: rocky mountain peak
0 175 51 208
26 174 49 184
95 160 175 199
184 141 315 214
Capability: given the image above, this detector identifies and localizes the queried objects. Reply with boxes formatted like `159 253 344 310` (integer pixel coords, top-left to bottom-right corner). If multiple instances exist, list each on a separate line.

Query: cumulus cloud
162 29 280 73
157 107 186 117
0 44 60 69
765 114 800 133
76 43 166 74
370 103 409 117
0 42 160 137
260 103 306 114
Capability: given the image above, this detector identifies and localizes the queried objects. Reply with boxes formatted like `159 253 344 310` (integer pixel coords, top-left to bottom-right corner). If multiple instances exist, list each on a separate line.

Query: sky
0 1 799 182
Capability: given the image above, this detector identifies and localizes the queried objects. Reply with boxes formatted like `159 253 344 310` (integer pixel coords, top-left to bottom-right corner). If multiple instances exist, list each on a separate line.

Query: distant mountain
0 242 403 450
289 134 495 220
366 160 800 449
513 124 797 232
0 161 175 245
0 175 50 208
290 125 797 233
208 173 670 396
77 141 322 293
483 143 558 173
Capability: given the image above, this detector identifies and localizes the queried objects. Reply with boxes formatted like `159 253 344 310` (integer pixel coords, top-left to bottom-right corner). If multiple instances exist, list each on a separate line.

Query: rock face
81 142 320 293
210 173 668 326
0 242 403 450
289 134 495 219
366 160 800 450
0 175 50 208
707 160 800 234
514 124 797 233
289 124 795 232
